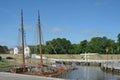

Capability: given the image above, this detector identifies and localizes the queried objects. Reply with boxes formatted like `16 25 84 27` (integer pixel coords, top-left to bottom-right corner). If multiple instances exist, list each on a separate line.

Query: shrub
0 56 2 61
6 57 14 59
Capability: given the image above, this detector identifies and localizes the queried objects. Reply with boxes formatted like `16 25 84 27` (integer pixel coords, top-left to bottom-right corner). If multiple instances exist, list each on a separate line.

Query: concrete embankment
0 72 66 80
101 62 120 74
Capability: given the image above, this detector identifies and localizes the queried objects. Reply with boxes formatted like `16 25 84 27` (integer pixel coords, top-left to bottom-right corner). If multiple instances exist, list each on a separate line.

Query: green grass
0 61 11 68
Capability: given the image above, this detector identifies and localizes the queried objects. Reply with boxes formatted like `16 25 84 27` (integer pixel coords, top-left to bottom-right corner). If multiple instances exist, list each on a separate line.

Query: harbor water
59 66 120 80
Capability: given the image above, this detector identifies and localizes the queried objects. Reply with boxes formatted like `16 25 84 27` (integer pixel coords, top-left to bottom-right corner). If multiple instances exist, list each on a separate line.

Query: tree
117 33 120 53
22 34 120 54
45 38 72 54
117 33 120 44
106 39 115 54
3 46 8 51
88 37 102 53
79 40 88 53
45 41 54 54
0 46 7 53
70 44 80 54
30 45 39 54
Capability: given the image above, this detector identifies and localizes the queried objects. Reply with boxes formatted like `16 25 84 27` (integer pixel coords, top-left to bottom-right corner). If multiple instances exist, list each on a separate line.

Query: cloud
46 27 71 33
40 23 72 33
79 30 109 37
50 27 63 33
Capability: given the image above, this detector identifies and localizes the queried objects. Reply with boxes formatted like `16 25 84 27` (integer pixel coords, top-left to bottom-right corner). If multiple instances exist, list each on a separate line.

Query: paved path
0 72 66 80
49 58 120 63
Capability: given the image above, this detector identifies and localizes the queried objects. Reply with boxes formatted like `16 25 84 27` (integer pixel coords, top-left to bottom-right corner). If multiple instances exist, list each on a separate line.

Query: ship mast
21 9 25 67
38 10 43 65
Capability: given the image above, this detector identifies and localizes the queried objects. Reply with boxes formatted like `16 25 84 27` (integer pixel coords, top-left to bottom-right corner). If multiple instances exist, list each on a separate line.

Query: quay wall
51 58 120 74
101 63 120 74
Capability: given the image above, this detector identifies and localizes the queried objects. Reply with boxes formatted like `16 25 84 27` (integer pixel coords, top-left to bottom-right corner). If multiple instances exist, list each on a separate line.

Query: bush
0 61 11 68
6 57 14 59
0 56 2 61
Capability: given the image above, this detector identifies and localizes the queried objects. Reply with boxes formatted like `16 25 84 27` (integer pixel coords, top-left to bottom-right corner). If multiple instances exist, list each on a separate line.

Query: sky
0 0 120 48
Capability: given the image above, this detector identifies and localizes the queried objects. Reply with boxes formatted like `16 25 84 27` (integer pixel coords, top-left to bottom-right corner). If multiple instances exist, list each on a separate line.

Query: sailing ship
11 10 74 77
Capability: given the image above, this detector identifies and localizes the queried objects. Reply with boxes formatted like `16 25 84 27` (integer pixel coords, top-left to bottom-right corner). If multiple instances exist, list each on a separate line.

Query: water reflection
59 66 120 80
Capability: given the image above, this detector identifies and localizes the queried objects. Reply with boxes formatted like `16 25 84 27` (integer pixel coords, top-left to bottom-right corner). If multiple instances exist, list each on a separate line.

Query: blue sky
0 0 120 48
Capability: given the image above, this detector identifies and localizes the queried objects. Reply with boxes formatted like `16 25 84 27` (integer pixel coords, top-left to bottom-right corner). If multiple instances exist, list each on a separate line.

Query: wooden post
21 9 25 68
38 10 43 65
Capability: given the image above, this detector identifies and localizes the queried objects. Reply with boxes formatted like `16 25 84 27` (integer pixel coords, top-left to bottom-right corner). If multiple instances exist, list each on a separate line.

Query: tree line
30 33 120 54
1 33 120 54
0 45 8 53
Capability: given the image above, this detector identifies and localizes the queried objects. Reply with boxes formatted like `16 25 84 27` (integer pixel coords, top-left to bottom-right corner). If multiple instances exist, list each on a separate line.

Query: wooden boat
11 66 68 77
11 9 70 77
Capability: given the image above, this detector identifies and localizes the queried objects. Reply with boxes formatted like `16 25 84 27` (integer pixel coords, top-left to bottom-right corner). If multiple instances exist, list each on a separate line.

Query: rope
17 28 21 47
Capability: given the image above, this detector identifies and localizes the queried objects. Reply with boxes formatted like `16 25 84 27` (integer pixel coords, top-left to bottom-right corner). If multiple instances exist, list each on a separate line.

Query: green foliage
2 33 120 54
70 44 80 54
0 61 11 68
117 33 120 44
117 33 120 53
88 37 106 53
30 45 46 54
30 45 39 54
29 33 120 54
45 38 72 54
43 35 118 54
79 40 88 53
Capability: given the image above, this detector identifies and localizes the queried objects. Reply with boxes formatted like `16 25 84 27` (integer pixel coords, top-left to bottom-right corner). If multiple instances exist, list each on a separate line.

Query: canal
59 66 120 80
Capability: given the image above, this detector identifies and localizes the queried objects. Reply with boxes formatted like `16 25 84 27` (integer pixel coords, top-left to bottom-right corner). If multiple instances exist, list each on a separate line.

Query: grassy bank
0 61 11 72
0 61 11 68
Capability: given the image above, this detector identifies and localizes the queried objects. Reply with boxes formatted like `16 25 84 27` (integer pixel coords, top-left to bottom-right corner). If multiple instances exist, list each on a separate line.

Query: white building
14 47 20 54
24 46 30 57
13 46 30 58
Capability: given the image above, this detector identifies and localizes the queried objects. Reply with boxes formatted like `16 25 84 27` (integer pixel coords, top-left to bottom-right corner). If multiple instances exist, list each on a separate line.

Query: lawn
0 61 11 68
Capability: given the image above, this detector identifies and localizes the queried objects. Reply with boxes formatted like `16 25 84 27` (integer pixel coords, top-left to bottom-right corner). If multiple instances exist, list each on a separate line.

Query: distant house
24 46 30 57
9 48 14 54
13 46 21 54
13 46 30 57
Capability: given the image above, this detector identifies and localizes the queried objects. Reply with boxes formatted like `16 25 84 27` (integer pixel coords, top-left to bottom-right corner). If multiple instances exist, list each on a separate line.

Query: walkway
0 72 66 80
49 58 120 63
